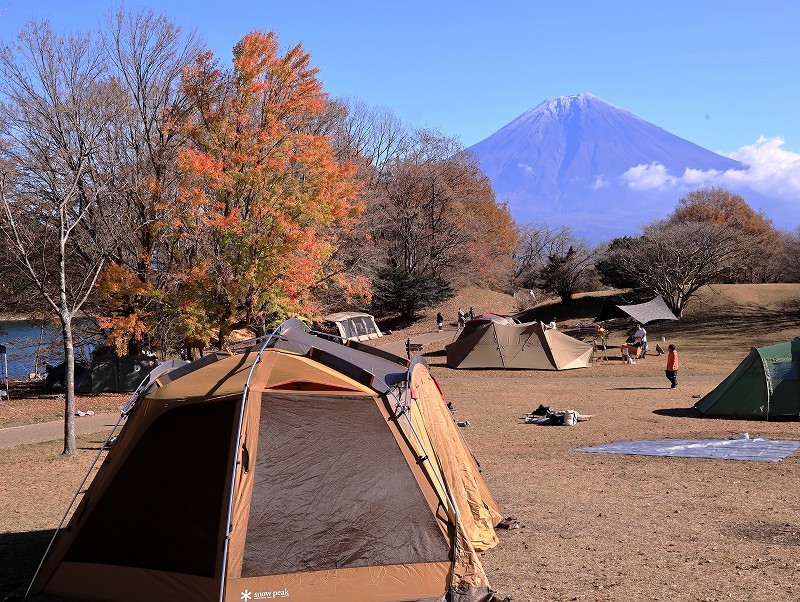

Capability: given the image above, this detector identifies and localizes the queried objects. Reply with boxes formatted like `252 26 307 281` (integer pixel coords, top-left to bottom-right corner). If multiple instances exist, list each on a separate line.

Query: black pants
665 370 678 388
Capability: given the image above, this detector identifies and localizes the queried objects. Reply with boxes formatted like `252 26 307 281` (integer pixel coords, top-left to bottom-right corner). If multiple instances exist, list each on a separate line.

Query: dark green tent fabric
695 339 800 419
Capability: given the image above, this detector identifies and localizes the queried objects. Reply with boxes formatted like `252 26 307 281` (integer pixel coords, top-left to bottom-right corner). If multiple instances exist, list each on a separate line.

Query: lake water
0 320 94 379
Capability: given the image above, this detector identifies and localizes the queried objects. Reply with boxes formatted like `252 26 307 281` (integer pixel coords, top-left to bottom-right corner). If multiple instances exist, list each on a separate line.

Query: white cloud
619 137 800 201
591 175 609 190
518 162 534 174
620 163 677 190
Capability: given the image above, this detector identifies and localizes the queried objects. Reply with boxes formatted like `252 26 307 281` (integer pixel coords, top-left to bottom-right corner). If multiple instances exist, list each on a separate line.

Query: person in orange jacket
665 344 679 388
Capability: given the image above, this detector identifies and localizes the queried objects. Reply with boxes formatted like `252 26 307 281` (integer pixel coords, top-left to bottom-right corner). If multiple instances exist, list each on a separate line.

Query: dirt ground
1 284 799 601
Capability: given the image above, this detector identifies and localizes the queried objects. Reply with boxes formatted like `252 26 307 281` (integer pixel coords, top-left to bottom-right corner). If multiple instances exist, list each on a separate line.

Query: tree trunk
61 314 76 456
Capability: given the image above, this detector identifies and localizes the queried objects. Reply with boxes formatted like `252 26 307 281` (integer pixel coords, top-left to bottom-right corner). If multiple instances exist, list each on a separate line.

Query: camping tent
594 295 678 324
23 320 502 602
446 314 592 370
323 311 383 342
694 338 800 419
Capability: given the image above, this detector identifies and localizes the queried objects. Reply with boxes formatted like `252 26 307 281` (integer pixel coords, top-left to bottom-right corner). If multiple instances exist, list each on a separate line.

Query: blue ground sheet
571 438 800 462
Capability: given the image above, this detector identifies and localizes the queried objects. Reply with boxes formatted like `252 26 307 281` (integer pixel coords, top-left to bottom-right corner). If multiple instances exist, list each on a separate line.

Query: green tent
695 338 800 419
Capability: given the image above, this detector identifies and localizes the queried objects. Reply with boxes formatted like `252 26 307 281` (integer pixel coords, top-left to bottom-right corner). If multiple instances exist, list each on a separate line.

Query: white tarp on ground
571 438 800 462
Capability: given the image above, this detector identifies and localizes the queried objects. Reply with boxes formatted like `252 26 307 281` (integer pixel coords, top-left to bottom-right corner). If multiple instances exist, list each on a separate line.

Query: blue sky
1 1 798 154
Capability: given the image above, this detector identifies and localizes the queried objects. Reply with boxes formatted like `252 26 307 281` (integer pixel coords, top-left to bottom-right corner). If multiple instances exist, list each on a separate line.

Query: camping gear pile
18 320 504 602
524 404 592 426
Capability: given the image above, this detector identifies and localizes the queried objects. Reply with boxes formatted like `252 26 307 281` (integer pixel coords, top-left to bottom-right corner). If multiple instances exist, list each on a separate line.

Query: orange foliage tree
373 131 517 288
91 9 204 356
669 187 782 282
171 31 360 345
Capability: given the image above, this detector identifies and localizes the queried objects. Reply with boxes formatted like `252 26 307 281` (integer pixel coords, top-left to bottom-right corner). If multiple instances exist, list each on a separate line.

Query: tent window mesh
242 392 449 577
63 399 237 576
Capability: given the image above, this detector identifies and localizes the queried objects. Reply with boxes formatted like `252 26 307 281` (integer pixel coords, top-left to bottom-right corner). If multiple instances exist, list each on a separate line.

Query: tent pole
218 327 280 602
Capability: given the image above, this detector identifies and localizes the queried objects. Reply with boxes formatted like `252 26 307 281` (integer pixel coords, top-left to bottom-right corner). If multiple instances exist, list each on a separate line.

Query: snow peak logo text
240 589 289 600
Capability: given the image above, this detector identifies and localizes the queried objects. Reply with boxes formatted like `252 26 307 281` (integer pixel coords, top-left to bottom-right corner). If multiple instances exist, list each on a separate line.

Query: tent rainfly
593 295 678 324
694 338 800 419
20 320 503 602
446 314 592 370
323 311 383 342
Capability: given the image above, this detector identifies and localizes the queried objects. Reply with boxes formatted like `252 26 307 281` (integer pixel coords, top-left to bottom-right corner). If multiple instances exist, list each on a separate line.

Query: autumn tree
370 130 517 291
92 9 204 356
783 228 800 282
0 22 125 454
598 220 753 317
300 98 411 314
173 31 360 345
669 187 782 282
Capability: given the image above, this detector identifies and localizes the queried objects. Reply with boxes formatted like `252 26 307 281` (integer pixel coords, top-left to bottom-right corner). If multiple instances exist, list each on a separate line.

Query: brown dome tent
446 314 592 370
21 320 502 602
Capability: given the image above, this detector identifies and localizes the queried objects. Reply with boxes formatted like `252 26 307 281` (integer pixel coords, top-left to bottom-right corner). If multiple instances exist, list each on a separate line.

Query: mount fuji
468 93 789 243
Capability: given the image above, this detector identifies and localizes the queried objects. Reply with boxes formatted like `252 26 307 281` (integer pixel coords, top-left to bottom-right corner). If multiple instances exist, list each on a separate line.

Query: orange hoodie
666 349 679 371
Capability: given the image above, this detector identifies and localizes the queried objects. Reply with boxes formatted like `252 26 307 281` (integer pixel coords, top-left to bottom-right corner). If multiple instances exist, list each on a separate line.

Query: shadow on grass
0 529 54 598
518 290 800 347
653 298 800 343
654 407 800 421
609 386 670 391
653 407 703 418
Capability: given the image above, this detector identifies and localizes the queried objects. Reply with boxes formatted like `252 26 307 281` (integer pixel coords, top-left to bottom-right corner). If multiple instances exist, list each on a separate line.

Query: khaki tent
446 314 592 370
24 321 502 602
323 311 383 342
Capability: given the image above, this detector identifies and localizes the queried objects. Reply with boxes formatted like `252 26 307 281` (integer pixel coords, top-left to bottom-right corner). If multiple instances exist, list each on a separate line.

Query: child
665 344 678 388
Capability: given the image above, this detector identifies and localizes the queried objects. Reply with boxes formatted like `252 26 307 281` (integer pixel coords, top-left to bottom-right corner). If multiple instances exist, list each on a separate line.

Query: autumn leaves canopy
87 21 517 352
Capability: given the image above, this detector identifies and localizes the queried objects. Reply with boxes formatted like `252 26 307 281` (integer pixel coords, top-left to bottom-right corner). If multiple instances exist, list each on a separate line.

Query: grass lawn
2 284 799 600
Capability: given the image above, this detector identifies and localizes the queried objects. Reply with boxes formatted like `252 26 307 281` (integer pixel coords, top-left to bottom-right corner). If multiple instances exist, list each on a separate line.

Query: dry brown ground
1 284 799 600
0 388 127 429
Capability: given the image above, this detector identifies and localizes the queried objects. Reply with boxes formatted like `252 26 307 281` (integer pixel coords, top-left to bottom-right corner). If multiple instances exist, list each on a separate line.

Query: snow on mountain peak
468 94 750 242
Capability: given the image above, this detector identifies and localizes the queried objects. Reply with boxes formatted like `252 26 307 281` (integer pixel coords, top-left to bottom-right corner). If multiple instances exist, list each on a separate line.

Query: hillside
385 284 800 379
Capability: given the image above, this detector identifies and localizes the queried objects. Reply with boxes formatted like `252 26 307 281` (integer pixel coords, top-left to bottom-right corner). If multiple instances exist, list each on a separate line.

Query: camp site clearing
1 284 800 601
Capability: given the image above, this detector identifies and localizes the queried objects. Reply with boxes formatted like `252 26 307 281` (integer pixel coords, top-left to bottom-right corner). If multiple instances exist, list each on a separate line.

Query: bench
405 339 423 359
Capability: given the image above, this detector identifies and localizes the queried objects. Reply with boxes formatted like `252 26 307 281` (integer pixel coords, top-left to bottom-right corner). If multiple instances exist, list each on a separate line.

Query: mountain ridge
469 93 751 241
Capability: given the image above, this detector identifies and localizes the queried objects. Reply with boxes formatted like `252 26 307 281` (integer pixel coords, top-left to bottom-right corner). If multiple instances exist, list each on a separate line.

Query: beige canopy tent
22 320 502 602
323 311 383 342
446 314 592 370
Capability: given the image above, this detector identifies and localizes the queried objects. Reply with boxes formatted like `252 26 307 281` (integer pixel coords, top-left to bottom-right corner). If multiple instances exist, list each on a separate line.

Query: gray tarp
615 296 678 324
571 438 800 462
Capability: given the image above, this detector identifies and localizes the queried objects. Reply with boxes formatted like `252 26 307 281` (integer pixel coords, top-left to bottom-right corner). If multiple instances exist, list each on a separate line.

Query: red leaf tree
171 31 360 345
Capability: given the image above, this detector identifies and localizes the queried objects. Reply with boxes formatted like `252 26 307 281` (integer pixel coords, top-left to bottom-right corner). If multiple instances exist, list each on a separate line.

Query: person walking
457 308 465 328
665 344 679 388
436 312 443 332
